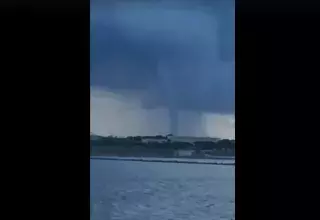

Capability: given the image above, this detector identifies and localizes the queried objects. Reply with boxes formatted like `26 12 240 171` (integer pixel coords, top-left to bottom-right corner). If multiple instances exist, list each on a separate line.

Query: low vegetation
91 135 235 157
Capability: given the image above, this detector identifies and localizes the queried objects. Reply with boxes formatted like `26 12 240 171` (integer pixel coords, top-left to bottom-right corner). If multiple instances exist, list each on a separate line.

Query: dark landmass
90 156 235 166
90 134 235 159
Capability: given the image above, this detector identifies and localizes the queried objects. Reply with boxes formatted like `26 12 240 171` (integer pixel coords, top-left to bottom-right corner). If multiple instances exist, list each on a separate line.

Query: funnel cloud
90 0 234 137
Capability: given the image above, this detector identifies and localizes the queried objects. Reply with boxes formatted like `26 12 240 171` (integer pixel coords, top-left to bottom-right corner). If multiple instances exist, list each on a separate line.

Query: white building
174 149 194 157
141 136 168 144
167 135 220 144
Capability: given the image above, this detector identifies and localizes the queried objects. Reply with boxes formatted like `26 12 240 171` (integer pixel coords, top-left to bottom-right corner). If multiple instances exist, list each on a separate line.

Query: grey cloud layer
90 1 234 114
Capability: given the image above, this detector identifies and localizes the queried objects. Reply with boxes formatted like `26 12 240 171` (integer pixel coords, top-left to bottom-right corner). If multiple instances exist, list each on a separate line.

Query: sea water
90 159 234 220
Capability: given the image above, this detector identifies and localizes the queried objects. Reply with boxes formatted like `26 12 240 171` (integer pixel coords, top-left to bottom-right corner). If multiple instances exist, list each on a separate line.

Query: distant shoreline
90 135 235 160
90 156 235 166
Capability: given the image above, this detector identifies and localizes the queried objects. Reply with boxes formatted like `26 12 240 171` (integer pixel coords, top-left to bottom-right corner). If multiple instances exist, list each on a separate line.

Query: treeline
91 135 235 151
194 140 235 151
91 136 142 147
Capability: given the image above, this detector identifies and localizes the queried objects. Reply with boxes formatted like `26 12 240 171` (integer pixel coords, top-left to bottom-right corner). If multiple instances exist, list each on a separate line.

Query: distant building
201 149 215 154
167 135 220 144
141 136 168 144
174 149 194 157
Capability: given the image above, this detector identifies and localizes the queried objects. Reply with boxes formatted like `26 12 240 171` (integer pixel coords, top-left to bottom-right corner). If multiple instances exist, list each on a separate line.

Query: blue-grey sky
90 0 234 138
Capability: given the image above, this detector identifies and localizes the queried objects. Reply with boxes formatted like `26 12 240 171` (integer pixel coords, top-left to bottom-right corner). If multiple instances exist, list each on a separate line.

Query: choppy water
90 159 235 220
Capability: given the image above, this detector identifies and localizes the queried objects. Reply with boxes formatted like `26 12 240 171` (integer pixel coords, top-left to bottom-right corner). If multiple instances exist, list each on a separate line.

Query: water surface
91 159 234 220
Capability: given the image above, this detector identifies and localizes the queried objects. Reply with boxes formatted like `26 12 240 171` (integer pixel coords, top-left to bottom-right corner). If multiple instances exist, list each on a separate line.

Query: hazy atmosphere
90 2 235 220
90 0 234 138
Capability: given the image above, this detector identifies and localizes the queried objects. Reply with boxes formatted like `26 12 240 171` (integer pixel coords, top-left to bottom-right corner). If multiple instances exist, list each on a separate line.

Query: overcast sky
90 0 234 138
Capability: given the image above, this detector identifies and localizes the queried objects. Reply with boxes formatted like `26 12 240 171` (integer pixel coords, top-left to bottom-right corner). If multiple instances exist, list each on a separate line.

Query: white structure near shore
168 135 220 144
174 149 194 157
139 135 221 145
141 136 168 143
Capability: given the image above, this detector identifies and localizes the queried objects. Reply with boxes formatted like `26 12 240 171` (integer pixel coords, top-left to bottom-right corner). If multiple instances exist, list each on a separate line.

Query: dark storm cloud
90 0 234 114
